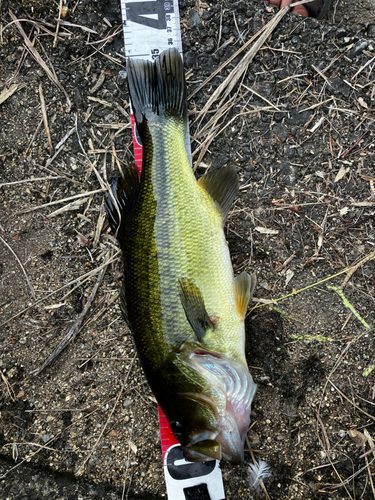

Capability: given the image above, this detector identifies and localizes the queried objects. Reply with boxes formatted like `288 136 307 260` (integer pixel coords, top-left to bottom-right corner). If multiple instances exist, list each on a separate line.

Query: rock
189 9 202 28
349 40 369 58
278 161 298 186
272 124 289 143
328 78 351 97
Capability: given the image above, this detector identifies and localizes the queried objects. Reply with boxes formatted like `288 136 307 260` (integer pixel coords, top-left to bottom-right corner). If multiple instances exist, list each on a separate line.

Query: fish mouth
176 350 257 464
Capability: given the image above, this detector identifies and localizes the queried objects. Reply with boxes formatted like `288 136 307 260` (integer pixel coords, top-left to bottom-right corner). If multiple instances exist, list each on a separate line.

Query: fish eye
170 421 184 437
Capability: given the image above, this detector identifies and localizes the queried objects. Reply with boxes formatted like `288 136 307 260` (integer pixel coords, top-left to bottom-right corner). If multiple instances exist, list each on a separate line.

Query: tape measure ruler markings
120 1 224 498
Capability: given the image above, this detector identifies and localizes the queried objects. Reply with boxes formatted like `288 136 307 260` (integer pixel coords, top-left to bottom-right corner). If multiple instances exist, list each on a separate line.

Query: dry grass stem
0 235 36 299
342 250 375 288
1 372 16 401
53 0 63 48
47 197 90 217
16 188 106 215
0 83 19 104
55 126 77 150
329 380 375 421
30 265 107 376
9 11 71 110
0 176 62 188
77 357 136 475
0 250 121 328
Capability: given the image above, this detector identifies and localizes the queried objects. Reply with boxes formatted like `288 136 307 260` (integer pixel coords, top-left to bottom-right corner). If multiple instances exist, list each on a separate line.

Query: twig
325 457 375 489
312 64 333 88
0 176 61 188
363 429 375 498
39 84 53 154
0 236 36 300
328 380 375 421
47 197 89 217
0 83 19 105
352 56 375 80
75 114 108 191
242 83 281 111
55 126 76 150
25 118 44 154
77 357 136 475
195 8 288 123
15 188 106 215
311 224 345 267
316 412 331 457
1 372 16 401
30 265 107 375
0 250 120 328
341 130 370 158
53 0 63 48
189 0 313 102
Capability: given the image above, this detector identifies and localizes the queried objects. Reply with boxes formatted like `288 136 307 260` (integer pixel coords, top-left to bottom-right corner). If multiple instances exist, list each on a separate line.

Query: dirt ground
1 0 375 499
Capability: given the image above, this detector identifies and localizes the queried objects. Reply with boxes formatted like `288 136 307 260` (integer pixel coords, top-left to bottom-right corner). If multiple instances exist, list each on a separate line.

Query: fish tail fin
127 48 187 136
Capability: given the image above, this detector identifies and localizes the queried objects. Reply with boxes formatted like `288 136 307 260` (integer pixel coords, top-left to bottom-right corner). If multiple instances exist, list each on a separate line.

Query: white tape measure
121 0 183 59
120 1 224 498
121 0 191 168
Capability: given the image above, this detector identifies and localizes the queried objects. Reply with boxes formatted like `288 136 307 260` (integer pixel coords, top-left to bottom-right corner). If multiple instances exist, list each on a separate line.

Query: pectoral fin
178 278 214 342
234 272 257 319
197 166 239 220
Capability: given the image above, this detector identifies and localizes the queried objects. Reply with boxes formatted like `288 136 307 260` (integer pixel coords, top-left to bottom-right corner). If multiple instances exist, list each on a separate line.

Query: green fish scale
125 116 245 379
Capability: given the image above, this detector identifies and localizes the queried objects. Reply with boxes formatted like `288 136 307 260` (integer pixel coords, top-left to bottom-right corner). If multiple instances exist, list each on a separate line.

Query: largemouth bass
106 48 257 464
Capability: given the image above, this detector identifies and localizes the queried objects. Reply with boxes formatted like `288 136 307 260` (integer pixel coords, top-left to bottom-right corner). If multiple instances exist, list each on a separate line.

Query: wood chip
255 227 279 235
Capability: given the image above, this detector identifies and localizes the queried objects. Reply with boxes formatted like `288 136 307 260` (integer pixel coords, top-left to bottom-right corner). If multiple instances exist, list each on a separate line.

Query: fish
105 47 257 464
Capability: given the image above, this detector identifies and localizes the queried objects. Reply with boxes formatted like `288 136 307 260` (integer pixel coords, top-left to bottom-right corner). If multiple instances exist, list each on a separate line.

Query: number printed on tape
121 0 182 60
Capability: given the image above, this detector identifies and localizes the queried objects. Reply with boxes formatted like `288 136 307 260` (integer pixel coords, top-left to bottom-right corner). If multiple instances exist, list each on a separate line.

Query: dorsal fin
178 278 214 342
105 163 140 245
234 272 257 319
197 166 239 220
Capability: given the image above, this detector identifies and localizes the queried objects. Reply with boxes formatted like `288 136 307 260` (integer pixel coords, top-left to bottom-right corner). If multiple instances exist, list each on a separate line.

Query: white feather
248 460 272 491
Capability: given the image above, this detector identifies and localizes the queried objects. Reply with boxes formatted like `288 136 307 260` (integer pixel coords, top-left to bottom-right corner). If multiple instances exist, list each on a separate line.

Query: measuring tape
120 1 224 498
121 0 191 170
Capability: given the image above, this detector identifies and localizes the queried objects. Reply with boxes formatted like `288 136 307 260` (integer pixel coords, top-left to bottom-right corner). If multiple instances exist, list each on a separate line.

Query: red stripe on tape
131 114 143 172
158 406 179 460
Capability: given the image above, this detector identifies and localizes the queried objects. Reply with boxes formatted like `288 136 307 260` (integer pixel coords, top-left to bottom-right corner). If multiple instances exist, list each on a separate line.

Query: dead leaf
128 440 137 454
76 231 91 247
285 269 294 286
339 207 349 216
334 165 350 182
348 429 366 447
357 97 368 109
